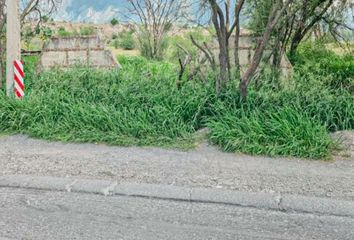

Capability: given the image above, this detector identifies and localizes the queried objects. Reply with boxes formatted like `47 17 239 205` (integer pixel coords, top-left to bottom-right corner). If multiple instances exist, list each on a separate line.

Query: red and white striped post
14 60 24 99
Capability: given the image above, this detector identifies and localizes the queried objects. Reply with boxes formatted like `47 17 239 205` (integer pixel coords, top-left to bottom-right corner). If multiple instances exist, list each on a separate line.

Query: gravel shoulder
1 134 354 201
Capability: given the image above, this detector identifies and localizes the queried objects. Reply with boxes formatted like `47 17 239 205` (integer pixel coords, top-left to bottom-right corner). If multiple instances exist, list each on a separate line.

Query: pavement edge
0 175 354 218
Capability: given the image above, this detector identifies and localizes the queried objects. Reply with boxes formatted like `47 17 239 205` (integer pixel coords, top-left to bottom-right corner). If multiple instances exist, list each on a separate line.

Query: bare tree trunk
289 29 303 59
0 39 4 89
0 32 4 89
218 34 229 92
209 1 228 93
0 59 3 89
234 0 245 80
240 0 293 100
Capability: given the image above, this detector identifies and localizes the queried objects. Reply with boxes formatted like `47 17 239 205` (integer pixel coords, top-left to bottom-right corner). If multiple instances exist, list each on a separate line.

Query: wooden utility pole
6 0 21 97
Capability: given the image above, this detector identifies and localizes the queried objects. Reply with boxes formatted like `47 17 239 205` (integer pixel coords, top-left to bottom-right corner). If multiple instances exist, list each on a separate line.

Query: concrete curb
1 175 354 218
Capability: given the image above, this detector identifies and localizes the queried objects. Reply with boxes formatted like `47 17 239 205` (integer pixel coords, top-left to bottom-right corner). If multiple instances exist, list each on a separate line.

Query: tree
249 0 352 60
190 0 245 93
185 1 247 95
207 0 245 92
111 18 119 26
195 0 292 98
190 0 351 99
126 0 189 60
288 0 335 59
240 0 294 99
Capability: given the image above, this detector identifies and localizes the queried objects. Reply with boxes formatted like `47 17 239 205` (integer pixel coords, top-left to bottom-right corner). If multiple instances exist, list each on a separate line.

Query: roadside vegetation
0 41 353 159
207 46 353 159
0 0 353 160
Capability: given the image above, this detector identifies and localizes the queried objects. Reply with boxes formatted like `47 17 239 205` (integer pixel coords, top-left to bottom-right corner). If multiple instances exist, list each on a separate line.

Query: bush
118 31 135 50
166 28 212 62
57 27 71 37
79 26 95 36
137 29 168 60
294 42 354 93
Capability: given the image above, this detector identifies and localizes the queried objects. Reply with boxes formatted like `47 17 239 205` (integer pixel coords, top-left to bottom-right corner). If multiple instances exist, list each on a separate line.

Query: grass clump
207 105 333 159
116 30 135 50
0 56 213 148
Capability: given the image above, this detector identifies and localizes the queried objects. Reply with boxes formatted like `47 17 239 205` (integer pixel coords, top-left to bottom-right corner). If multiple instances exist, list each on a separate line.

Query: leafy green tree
111 18 119 26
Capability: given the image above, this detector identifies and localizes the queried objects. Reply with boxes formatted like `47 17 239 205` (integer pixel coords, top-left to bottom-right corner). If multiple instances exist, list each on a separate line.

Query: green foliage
41 16 50 23
41 27 53 40
111 18 119 26
293 42 354 93
79 26 95 36
205 41 353 159
116 30 135 50
0 41 352 159
0 56 212 148
35 26 41 35
57 26 95 37
137 29 169 60
205 82 352 159
57 27 71 37
167 28 211 62
247 0 273 35
22 26 35 48
208 105 333 159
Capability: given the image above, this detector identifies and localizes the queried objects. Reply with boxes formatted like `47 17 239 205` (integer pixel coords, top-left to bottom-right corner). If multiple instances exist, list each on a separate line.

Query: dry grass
109 47 140 57
326 42 354 55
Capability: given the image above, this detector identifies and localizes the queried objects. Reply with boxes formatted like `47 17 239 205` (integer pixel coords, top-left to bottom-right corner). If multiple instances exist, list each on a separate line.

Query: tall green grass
207 103 333 159
0 56 214 148
0 43 352 159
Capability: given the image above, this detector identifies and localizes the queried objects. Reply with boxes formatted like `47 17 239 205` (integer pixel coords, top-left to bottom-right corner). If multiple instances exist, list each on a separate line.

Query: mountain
53 1 204 24
54 0 128 23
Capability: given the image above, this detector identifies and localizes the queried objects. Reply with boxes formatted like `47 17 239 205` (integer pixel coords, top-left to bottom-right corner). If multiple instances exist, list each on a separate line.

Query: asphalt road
1 187 354 240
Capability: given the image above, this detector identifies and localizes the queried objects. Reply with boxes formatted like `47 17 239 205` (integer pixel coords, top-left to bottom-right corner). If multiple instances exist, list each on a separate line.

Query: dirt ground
1 131 353 201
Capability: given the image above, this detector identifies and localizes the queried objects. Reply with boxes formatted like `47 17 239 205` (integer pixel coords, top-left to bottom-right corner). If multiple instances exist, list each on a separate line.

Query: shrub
79 26 95 36
118 31 135 50
57 27 71 37
137 29 168 60
294 41 354 93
